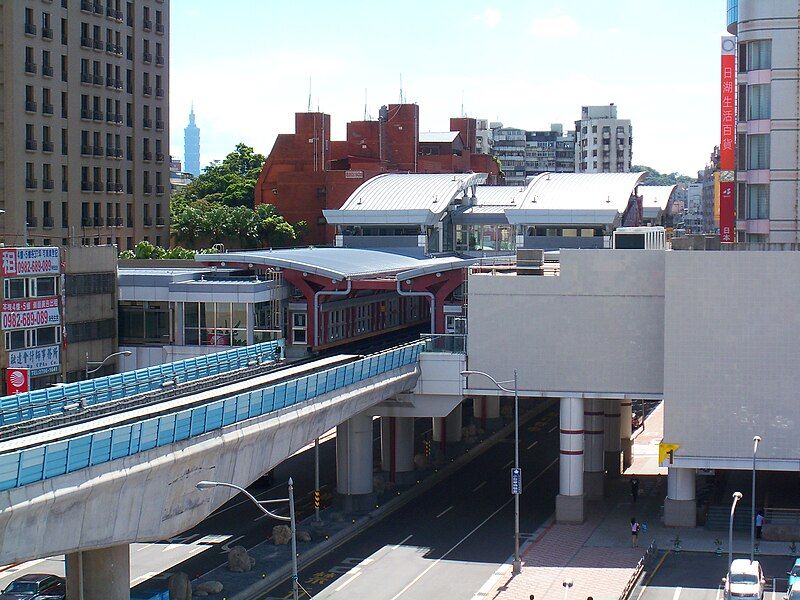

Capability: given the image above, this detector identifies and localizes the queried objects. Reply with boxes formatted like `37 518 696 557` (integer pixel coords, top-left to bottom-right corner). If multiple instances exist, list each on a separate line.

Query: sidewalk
488 402 792 600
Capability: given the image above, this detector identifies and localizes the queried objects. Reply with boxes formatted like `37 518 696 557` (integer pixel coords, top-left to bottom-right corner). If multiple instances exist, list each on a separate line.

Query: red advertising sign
0 247 60 277
720 36 737 242
6 368 29 394
720 181 735 243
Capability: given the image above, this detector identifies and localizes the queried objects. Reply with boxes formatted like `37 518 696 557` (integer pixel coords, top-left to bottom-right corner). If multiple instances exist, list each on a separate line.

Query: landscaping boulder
296 530 312 543
193 580 223 597
227 545 255 572
271 525 292 545
167 572 191 600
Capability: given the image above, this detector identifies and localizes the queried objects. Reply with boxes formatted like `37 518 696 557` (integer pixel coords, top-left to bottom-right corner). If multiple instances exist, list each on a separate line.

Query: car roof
794 558 800 566
13 573 59 582
731 559 760 574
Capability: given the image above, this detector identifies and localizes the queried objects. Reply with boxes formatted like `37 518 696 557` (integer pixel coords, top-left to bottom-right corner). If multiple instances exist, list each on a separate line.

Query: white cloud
529 14 580 38
476 7 501 28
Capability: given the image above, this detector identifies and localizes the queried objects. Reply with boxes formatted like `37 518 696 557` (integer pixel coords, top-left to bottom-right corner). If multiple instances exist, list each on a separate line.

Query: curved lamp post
728 491 743 597
461 368 521 575
85 350 131 379
751 435 761 562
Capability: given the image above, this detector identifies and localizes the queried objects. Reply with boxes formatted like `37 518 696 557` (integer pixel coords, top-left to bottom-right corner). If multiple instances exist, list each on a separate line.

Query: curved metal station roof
640 185 677 218
198 248 474 282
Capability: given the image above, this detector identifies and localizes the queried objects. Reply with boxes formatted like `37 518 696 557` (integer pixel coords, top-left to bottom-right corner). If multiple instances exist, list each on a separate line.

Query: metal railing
619 541 658 600
0 340 282 427
420 333 466 353
0 341 423 491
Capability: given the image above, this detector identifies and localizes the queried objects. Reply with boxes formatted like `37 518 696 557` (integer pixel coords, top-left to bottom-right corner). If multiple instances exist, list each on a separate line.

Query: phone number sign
8 345 61 376
1 297 60 330
0 247 60 277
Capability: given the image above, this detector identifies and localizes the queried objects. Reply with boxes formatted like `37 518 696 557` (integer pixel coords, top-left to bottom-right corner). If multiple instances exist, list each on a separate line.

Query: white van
726 559 765 600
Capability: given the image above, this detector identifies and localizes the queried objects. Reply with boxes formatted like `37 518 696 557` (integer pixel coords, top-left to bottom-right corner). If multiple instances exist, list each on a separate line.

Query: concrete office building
0 0 170 250
183 103 200 176
491 124 576 186
728 1 800 242
574 104 633 173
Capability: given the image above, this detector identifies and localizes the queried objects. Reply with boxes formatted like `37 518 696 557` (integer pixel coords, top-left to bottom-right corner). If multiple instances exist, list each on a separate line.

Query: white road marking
334 570 362 592
527 440 539 450
472 481 487 492
392 534 413 550
501 460 514 470
715 584 723 600
136 543 157 552
390 458 558 600
131 571 159 586
548 425 558 433
220 536 245 553
672 586 682 600
436 505 454 518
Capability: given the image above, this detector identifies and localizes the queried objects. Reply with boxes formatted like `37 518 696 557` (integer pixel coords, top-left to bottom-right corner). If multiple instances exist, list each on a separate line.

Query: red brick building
254 104 501 245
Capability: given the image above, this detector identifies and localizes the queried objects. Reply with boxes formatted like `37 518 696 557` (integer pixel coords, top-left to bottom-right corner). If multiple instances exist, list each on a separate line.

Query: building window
119 300 169 344
748 84 770 120
746 40 771 71
3 279 27 299
748 134 770 170
747 184 769 220
291 312 307 345
182 302 247 347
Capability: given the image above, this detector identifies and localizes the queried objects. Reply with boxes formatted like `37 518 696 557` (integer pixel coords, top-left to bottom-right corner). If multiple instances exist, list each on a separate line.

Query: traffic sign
511 467 522 495
659 443 681 465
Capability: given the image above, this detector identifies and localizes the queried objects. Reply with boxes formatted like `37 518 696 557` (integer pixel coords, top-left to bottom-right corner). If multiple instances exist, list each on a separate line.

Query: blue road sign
511 467 522 494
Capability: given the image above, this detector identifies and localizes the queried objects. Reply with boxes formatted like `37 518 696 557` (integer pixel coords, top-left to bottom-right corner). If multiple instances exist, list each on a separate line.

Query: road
260 406 561 600
640 552 794 600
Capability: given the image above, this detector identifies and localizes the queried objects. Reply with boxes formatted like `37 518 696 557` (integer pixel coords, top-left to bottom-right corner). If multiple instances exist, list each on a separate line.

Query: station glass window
119 300 169 344
183 302 247 346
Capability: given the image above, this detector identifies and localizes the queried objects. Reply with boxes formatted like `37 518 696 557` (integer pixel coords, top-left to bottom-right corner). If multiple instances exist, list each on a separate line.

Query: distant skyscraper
184 104 200 176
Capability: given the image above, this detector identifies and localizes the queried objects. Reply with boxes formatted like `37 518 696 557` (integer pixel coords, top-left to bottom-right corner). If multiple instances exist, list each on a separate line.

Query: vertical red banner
720 36 737 242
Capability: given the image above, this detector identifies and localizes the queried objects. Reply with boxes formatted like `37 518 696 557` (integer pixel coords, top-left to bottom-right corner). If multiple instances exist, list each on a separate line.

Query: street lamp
750 435 762 562
85 350 131 379
562 579 574 600
196 479 302 600
728 491 743 596
461 368 521 575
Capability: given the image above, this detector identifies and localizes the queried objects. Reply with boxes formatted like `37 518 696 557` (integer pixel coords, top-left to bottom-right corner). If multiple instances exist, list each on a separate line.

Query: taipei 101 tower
184 104 200 176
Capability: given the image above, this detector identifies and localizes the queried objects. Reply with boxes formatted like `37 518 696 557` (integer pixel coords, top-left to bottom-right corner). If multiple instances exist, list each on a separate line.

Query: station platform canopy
640 184 678 220
197 247 479 283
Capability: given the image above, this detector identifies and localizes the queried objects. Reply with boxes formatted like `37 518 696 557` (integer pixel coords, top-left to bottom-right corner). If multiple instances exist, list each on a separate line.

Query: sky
169 1 730 176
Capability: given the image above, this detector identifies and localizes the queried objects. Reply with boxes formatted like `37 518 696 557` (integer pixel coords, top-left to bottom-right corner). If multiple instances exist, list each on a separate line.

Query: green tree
634 165 695 186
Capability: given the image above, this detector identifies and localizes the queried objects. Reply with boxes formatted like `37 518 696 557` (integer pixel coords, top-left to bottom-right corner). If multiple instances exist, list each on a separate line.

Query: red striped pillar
557 396 585 523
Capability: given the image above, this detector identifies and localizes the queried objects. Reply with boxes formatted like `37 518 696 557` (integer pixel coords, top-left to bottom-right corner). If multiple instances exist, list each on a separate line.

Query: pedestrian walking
755 510 764 539
630 517 640 548
630 477 640 504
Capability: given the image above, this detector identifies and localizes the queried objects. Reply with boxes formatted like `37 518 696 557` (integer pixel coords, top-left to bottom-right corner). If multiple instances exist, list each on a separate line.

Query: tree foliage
634 165 695 186
119 242 214 260
170 143 305 249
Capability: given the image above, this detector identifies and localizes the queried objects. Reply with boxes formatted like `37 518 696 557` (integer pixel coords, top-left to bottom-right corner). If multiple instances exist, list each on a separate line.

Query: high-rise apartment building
728 1 800 243
184 103 200 176
0 0 170 250
574 104 632 173
491 123 576 186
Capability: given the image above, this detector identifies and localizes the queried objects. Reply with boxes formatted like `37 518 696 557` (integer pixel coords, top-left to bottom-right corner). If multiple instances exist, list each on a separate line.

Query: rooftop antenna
307 77 312 112
364 88 368 121
399 73 404 104
461 91 464 117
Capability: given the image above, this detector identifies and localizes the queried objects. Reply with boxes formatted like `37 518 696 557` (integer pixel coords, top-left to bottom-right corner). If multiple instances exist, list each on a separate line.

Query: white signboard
8 345 61 376
1 297 60 330
0 247 60 277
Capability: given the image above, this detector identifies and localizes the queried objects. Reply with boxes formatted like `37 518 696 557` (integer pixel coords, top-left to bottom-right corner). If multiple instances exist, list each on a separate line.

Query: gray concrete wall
663 251 800 469
0 365 419 564
467 250 665 396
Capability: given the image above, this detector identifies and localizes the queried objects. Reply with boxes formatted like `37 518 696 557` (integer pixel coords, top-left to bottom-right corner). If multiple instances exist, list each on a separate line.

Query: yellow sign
659 443 681 465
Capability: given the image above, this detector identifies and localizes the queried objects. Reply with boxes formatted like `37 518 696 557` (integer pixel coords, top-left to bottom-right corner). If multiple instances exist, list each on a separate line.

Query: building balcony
93 0 103 14
142 85 152 96
93 181 103 192
80 37 92 49
92 146 103 156
155 120 164 130
156 184 165 195
93 74 104 85
115 217 124 226
25 178 38 190
114 148 123 158
155 88 164 98
142 52 152 63
80 72 92 84
43 216 54 228
142 19 152 30
43 179 54 190
106 182 115 192
81 181 92 192
143 184 152 194
24 23 37 36
106 216 116 226
25 139 37 151
142 151 152 161
115 78 123 90
143 217 153 226
155 55 164 66
25 62 37 75
42 27 53 40
80 0 92 11
93 39 104 51
156 216 165 226
155 22 164 34
81 217 93 227
143 118 152 128
93 109 103 120
81 108 91 120
105 147 115 157
42 102 54 115
155 153 164 163
26 216 38 227
42 141 54 153
115 183 123 193
25 100 37 113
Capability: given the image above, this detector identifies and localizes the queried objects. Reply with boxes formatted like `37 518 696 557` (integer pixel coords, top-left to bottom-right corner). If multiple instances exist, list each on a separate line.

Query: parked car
725 559 765 600
789 558 800 589
785 582 800 600
0 574 65 600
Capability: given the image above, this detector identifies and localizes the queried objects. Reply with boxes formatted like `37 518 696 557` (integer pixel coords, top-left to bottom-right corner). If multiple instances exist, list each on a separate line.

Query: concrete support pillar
380 416 415 485
583 398 605 499
604 399 622 478
556 396 585 523
664 467 697 527
336 411 374 511
472 396 501 431
620 400 633 470
432 403 463 453
66 544 130 600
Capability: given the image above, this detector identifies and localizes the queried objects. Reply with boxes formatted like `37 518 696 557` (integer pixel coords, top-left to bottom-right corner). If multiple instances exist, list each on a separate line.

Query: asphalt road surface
260 407 561 600
640 552 795 600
